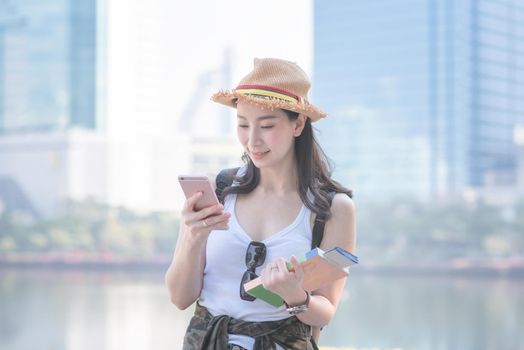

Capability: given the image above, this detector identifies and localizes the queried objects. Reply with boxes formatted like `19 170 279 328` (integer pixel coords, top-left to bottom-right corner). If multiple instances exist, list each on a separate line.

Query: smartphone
178 175 220 211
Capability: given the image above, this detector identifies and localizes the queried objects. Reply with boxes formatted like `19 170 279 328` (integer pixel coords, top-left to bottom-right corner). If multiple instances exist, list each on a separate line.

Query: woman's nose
248 128 262 146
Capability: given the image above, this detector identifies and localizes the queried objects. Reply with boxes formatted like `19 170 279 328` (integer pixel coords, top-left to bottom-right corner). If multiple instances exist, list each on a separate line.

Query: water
1 268 523 350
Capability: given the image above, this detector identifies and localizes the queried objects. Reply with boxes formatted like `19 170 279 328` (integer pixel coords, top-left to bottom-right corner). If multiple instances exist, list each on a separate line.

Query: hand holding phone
178 175 220 211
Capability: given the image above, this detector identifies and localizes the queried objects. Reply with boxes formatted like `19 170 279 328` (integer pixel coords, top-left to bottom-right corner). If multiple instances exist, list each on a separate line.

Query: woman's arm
298 193 356 326
262 193 356 327
164 191 231 310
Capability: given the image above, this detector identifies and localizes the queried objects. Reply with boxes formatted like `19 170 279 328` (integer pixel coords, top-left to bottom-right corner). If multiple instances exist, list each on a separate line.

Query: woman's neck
257 159 299 195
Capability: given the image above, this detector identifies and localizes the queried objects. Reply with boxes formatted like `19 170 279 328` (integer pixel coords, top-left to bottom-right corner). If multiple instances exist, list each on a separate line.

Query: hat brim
211 90 327 122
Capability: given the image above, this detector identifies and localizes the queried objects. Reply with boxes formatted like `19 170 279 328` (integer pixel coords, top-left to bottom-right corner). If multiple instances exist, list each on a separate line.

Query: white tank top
198 167 313 349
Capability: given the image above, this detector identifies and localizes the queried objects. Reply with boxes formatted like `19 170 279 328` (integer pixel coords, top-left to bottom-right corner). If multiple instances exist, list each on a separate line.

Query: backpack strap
215 167 240 204
311 191 336 250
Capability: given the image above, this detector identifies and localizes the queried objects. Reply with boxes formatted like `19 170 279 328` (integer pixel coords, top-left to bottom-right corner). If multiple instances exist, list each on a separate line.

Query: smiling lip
250 150 270 160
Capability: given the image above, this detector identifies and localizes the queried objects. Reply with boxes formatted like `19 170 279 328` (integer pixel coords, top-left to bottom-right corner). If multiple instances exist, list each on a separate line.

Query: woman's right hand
181 192 231 239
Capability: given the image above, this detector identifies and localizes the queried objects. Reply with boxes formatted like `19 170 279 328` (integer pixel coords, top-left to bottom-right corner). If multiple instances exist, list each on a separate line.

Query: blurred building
480 124 524 205
0 130 107 218
517 125 524 190
313 0 524 203
1 0 98 132
0 0 104 218
1 0 314 217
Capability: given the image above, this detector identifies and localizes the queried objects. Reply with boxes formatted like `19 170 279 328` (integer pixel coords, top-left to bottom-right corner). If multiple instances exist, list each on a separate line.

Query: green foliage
0 198 179 258
0 196 523 263
356 196 524 262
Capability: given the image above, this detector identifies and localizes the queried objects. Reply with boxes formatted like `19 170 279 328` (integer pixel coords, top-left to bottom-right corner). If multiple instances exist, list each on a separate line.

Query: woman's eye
237 124 273 129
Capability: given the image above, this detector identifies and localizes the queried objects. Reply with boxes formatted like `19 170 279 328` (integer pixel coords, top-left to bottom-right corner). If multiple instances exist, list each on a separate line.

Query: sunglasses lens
245 251 253 266
240 270 257 301
245 242 266 268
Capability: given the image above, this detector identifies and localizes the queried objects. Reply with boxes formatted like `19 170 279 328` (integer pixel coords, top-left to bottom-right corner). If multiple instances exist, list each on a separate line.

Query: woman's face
236 101 305 169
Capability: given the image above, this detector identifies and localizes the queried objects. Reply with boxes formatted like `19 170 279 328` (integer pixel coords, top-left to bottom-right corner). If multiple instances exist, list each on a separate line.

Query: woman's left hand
261 255 307 305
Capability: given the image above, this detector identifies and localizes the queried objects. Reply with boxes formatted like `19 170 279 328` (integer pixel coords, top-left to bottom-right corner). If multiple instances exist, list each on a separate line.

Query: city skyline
1 0 523 218
314 0 524 203
0 0 314 217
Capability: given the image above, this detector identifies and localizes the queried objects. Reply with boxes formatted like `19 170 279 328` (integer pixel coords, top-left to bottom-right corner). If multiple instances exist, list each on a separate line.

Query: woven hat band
235 84 302 104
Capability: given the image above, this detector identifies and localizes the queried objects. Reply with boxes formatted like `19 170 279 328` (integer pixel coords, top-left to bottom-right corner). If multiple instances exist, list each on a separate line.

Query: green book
244 283 285 307
243 246 359 307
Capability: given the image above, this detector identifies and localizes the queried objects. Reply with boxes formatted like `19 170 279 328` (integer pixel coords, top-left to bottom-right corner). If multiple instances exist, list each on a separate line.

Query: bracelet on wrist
284 291 310 315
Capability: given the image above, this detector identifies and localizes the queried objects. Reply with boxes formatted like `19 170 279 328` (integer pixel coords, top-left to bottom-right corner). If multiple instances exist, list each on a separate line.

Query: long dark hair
221 109 352 221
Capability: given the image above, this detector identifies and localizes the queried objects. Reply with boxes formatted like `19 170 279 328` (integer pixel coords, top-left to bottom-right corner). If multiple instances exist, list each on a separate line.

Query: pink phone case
178 176 220 211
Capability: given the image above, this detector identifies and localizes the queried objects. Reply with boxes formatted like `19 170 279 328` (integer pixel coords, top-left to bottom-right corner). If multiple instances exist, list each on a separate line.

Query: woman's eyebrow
237 115 279 121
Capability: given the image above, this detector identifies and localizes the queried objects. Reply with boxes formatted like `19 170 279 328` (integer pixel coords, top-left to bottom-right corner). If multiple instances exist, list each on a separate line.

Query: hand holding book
244 246 359 307
259 255 307 307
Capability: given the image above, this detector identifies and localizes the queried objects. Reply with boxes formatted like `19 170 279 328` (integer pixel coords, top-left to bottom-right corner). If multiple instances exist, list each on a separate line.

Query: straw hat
211 58 327 122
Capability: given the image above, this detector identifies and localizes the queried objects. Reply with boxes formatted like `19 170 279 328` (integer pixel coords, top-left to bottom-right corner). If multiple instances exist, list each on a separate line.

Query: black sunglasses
239 241 267 301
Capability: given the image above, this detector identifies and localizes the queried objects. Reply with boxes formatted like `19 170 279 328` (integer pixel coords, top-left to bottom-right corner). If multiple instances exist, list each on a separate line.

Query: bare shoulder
320 193 356 252
331 193 356 217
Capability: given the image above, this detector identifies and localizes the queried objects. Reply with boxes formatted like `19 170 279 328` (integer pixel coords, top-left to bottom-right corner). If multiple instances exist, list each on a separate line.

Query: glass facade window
0 0 97 133
315 0 524 200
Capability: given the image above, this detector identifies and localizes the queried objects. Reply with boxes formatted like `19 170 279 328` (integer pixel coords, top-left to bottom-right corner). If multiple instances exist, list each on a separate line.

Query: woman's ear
294 114 307 137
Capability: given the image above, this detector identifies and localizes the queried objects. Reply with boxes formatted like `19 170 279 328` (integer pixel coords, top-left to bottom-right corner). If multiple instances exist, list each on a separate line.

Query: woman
165 58 356 350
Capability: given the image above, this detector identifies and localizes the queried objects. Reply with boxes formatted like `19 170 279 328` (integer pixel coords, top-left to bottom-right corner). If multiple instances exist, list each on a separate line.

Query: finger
260 262 274 289
185 204 223 224
196 211 231 231
203 212 231 227
275 258 289 274
212 222 230 231
194 203 224 221
185 208 226 228
183 191 203 212
290 255 304 279
188 220 223 234
212 220 230 230
263 260 277 278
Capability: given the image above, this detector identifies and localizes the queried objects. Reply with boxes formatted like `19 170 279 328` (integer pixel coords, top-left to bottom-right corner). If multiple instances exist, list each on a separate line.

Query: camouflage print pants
182 303 319 350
